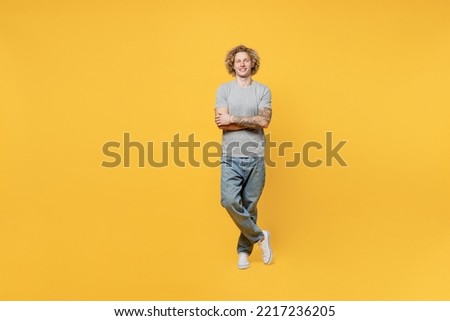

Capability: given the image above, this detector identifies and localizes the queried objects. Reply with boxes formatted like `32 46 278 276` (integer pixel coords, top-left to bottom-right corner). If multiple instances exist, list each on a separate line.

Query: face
233 52 253 78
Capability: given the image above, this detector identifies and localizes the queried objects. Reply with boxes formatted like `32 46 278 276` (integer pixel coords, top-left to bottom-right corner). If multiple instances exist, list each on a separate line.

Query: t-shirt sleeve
258 86 272 109
215 84 228 108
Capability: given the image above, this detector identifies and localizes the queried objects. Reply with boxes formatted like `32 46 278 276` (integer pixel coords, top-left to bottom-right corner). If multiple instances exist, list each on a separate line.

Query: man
214 44 273 269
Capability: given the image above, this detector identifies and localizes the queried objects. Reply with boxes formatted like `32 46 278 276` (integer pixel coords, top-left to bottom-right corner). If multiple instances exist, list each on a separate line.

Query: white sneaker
259 230 272 264
237 252 250 269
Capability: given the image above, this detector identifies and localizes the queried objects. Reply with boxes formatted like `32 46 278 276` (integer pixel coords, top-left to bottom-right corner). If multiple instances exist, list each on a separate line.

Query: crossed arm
214 107 272 131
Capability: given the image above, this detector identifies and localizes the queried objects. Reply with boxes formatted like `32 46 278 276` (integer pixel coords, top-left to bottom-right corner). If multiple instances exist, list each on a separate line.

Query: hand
215 112 233 127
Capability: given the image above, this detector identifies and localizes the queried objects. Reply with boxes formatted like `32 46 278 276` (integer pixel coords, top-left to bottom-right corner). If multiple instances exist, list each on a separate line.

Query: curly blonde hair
224 44 260 76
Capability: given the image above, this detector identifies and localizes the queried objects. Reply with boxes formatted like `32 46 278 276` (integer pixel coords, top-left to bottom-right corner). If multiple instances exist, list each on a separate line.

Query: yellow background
1 0 449 300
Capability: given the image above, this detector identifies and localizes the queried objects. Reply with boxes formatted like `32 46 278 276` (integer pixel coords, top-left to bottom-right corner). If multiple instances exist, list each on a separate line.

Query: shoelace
259 239 269 257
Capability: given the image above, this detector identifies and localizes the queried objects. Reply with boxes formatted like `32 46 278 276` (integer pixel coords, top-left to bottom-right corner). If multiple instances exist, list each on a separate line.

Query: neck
235 76 252 88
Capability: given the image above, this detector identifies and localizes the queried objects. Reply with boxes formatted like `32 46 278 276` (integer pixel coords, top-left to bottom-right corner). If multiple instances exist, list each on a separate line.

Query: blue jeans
221 156 265 255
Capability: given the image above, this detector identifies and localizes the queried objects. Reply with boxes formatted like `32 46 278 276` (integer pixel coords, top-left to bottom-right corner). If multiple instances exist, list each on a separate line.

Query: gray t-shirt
215 80 271 157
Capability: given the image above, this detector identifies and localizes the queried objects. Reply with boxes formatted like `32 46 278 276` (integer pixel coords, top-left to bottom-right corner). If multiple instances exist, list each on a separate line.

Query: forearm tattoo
232 107 272 129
